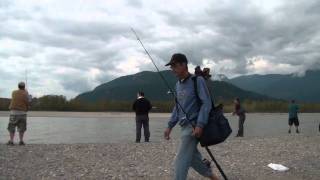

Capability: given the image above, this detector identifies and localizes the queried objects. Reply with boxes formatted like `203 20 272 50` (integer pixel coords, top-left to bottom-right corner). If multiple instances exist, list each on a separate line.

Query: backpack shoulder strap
192 75 215 109
192 76 202 105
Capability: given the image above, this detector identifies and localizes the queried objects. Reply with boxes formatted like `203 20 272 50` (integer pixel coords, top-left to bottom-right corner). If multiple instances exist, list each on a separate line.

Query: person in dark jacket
132 91 152 143
232 97 246 137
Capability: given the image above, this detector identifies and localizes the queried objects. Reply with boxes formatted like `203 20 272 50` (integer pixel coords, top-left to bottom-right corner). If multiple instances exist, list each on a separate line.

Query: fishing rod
25 69 28 90
130 28 189 116
25 69 32 103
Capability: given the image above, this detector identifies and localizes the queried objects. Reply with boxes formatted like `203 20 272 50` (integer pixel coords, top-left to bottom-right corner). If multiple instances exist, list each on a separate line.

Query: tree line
1 95 320 112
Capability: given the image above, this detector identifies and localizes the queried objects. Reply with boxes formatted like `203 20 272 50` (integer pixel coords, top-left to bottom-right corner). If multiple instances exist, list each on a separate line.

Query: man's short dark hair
18 82 25 90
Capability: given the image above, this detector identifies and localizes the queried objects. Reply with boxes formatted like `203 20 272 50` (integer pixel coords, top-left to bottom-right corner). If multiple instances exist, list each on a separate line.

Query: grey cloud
41 18 130 42
59 75 93 93
0 18 131 54
126 0 143 8
155 0 320 74
0 0 12 9
1 0 320 98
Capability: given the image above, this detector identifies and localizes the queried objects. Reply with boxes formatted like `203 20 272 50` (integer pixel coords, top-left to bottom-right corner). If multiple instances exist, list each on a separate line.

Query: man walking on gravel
164 53 219 180
7 82 30 146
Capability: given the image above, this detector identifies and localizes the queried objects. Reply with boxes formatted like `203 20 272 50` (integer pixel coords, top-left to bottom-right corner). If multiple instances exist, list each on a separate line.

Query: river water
0 112 319 144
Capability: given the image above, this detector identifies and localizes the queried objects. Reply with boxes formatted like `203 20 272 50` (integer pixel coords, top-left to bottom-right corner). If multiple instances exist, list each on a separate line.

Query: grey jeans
135 115 150 142
174 124 213 180
237 114 246 137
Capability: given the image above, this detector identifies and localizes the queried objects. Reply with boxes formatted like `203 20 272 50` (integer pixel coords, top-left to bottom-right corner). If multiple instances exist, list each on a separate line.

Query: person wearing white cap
6 82 30 146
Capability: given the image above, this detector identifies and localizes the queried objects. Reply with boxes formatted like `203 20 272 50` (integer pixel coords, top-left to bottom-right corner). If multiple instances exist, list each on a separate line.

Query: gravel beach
1 135 319 180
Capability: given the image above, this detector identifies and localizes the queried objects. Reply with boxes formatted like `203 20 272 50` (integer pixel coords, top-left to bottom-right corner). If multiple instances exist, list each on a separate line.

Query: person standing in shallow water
288 99 300 134
132 91 152 143
7 82 30 146
232 98 246 137
164 53 219 180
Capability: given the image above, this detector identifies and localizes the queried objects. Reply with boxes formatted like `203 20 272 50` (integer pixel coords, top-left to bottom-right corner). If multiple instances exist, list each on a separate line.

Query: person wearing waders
288 99 300 134
163 53 219 180
132 91 152 143
232 98 246 137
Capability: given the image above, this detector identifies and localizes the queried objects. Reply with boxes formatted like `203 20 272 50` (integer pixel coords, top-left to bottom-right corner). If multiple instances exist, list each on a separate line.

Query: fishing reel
194 66 212 80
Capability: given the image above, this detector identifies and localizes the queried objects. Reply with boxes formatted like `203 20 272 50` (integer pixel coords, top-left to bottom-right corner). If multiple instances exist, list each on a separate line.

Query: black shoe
6 141 14 146
296 129 300 134
135 140 140 143
288 129 291 134
19 141 25 146
145 140 149 142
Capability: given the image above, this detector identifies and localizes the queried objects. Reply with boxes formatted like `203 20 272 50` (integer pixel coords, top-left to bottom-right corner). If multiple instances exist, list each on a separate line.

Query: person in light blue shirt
288 99 300 134
164 53 219 180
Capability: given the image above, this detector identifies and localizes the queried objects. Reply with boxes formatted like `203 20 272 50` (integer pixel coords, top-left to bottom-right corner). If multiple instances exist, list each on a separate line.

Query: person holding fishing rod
6 82 31 146
164 53 219 180
132 28 228 180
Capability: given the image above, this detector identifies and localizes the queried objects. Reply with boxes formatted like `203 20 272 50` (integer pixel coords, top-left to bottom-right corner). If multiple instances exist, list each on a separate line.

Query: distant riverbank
1 111 320 118
0 111 170 118
2 97 320 113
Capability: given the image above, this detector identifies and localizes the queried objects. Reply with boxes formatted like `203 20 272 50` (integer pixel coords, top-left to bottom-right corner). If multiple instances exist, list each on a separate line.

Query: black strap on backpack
192 76 229 180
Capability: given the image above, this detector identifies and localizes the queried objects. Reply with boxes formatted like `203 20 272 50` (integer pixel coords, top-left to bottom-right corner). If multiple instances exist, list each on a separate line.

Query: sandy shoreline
1 135 319 180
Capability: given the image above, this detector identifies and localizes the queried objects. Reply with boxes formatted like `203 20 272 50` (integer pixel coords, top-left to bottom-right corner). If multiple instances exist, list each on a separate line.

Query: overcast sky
1 0 319 99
